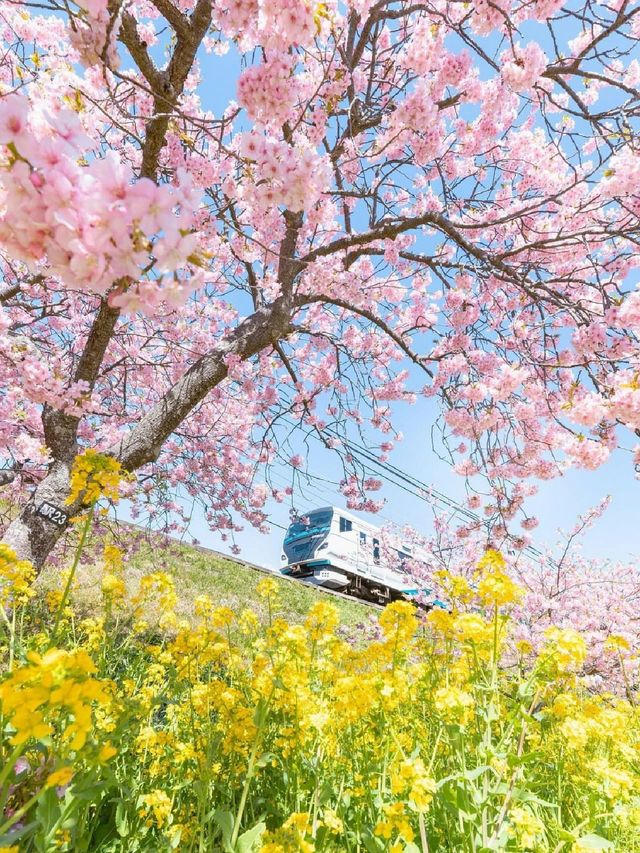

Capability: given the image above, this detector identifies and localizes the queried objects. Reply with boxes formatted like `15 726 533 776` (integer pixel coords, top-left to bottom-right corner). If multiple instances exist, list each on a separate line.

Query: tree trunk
1 460 74 569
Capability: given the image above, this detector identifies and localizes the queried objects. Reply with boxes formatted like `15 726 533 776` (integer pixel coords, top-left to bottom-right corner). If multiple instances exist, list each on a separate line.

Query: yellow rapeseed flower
477 569 523 608
559 717 589 750
209 606 234 630
374 802 415 843
427 607 455 638
133 572 177 618
379 600 418 644
260 813 314 853
99 743 117 762
589 758 636 801
508 806 544 850
139 790 173 828
434 569 474 603
453 613 493 646
66 449 126 507
305 600 339 641
604 634 631 653
102 572 126 600
103 543 124 573
0 647 109 749
433 685 475 725
0 543 35 607
256 577 279 600
389 756 437 812
321 808 343 833
543 627 587 673
45 767 74 788
477 548 507 572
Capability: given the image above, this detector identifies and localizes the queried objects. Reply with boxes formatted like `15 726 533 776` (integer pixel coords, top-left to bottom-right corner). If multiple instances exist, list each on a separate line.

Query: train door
370 536 385 580
337 514 357 567
356 530 371 576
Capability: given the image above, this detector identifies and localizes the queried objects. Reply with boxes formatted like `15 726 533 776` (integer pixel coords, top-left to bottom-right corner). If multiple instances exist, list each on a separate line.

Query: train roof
295 506 382 535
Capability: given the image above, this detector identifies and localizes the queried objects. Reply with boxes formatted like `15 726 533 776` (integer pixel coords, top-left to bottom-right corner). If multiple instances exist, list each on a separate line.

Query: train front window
282 510 333 564
286 511 332 538
308 510 332 528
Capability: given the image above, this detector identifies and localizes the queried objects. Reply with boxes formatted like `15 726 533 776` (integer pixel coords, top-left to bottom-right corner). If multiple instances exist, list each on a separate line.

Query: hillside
36 526 375 630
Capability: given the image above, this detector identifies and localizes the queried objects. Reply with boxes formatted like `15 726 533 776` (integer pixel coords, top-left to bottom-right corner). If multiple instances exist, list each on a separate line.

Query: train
280 506 445 608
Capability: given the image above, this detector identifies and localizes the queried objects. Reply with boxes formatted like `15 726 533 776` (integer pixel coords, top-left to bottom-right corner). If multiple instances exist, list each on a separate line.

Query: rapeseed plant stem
50 510 92 647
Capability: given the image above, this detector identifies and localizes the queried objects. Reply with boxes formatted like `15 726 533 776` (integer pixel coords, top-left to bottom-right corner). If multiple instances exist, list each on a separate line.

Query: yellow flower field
1 538 639 852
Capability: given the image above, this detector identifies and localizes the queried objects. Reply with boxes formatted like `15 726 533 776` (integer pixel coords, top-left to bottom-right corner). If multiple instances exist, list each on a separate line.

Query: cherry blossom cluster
68 0 120 68
214 0 332 51
237 131 331 212
0 94 199 306
499 42 548 93
237 54 296 126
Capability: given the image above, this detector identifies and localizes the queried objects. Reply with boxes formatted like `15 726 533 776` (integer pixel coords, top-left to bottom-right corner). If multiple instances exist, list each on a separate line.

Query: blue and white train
280 506 443 607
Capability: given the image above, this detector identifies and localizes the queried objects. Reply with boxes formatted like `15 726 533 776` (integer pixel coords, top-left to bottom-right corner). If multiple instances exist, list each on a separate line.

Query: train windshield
283 510 333 564
285 510 332 538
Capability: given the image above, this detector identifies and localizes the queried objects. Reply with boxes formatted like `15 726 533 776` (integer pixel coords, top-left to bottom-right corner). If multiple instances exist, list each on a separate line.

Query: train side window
339 517 352 533
373 538 380 564
359 531 367 544
398 550 410 569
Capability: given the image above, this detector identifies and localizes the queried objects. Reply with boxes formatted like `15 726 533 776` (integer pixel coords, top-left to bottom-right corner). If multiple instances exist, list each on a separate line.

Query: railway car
280 506 444 607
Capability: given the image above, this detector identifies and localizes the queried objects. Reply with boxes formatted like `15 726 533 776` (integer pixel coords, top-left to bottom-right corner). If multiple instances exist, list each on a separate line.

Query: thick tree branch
0 283 20 303
111 296 295 471
149 0 189 37
39 0 213 465
278 211 304 289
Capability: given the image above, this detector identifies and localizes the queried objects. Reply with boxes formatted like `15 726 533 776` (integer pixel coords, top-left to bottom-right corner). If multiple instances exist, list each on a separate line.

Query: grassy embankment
35 527 374 630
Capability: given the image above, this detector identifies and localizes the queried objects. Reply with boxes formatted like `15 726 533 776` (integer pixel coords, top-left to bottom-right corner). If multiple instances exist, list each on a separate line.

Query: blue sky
164 391 639 570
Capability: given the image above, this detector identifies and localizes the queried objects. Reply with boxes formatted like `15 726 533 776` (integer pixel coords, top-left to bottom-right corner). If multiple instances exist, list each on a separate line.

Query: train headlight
317 542 328 550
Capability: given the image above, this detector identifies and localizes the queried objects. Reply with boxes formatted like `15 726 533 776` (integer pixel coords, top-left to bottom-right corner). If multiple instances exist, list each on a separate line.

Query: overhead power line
316 426 548 563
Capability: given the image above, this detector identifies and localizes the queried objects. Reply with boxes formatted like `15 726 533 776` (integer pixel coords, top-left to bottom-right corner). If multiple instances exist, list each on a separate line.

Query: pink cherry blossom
0 0 638 581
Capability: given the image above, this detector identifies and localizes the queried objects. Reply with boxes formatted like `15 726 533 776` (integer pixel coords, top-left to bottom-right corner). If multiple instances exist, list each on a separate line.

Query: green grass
37 528 375 631
131 539 374 627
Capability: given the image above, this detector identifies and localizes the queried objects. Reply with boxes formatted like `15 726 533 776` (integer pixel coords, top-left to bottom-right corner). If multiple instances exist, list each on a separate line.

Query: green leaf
0 820 39 847
35 786 61 834
573 834 614 850
212 810 235 846
463 765 492 781
361 830 384 853
508 750 545 768
170 824 183 849
236 820 266 853
511 787 556 808
71 781 107 801
115 801 129 838
255 753 276 769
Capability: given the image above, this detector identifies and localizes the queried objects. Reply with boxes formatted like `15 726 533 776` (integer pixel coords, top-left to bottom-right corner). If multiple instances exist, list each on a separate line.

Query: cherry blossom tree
0 0 639 568
395 500 640 695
